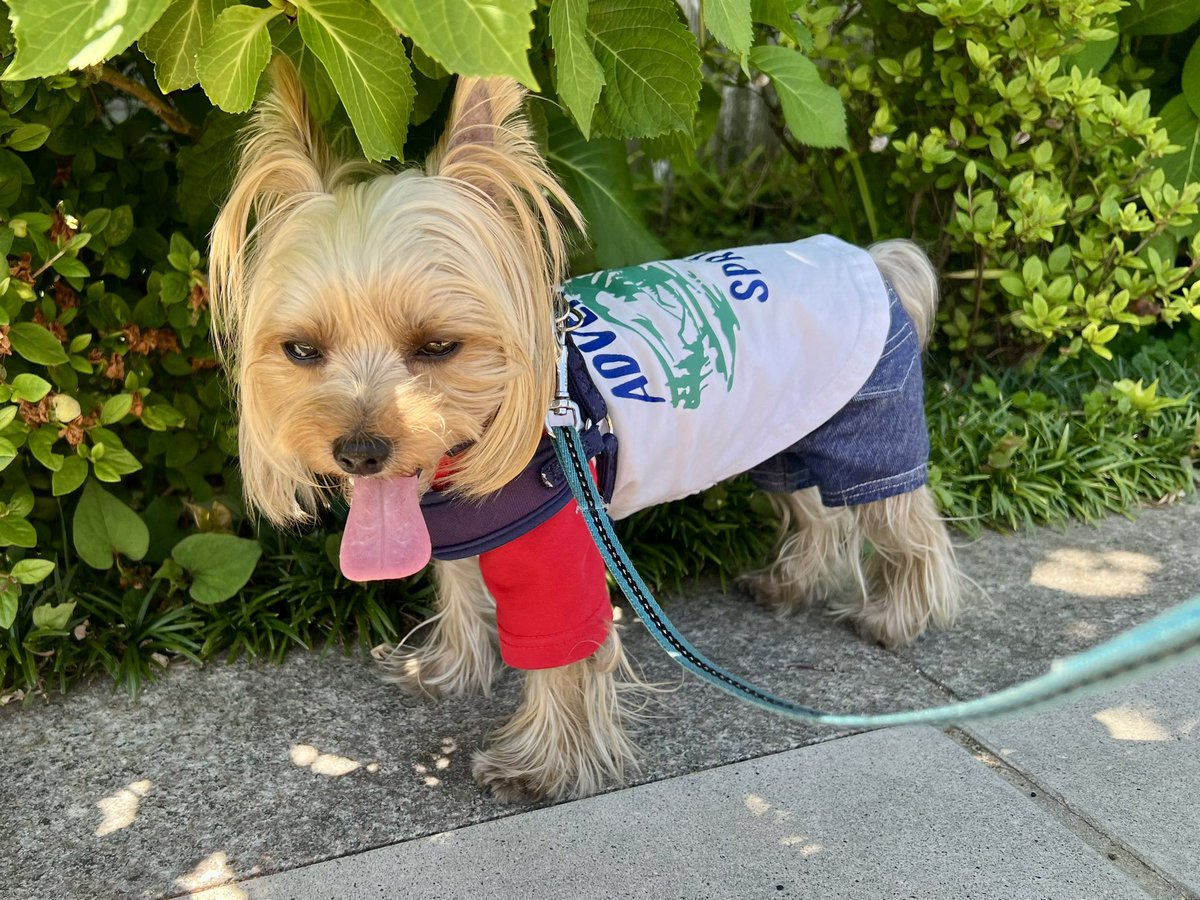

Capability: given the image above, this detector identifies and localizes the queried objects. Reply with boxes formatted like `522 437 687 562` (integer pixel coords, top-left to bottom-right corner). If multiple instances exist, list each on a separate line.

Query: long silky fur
755 242 963 647
209 61 583 525
382 556 501 698
470 626 647 802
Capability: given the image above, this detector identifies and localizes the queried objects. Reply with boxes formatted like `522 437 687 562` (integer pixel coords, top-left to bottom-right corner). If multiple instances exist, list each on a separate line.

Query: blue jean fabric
747 283 930 507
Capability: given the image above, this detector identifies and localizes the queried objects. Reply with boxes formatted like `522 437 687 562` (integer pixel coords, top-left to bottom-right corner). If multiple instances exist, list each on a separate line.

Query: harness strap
421 340 617 560
551 423 1200 726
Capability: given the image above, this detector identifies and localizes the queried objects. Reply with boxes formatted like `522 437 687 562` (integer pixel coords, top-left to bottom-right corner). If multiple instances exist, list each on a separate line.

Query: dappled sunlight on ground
1093 706 1172 741
1030 548 1161 598
743 792 825 857
1092 704 1198 742
413 737 459 787
174 852 245 897
95 779 153 837
289 743 379 777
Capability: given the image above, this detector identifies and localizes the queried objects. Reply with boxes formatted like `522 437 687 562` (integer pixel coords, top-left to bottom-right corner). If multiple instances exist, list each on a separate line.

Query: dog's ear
422 79 587 498
209 56 351 359
427 77 583 290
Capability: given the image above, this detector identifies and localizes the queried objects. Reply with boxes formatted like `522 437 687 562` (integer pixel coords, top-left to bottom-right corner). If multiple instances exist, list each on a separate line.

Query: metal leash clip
546 293 584 431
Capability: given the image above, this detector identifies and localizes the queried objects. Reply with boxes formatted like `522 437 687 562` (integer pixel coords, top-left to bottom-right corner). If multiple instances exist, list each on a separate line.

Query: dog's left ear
421 78 587 499
427 77 583 289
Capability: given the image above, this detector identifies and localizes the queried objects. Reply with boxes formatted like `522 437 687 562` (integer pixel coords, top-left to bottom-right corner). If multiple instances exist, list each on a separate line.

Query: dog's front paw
470 742 627 803
379 642 500 699
471 752 558 803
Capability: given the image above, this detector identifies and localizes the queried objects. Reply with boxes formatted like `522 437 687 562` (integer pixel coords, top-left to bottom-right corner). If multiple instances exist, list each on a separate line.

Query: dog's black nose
333 435 392 476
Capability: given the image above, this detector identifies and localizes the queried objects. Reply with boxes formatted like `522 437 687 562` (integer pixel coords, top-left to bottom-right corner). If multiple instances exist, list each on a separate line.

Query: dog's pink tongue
340 475 431 581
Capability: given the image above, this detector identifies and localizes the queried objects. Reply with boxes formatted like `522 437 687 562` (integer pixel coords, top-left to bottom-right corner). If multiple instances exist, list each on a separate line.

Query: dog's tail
868 240 938 349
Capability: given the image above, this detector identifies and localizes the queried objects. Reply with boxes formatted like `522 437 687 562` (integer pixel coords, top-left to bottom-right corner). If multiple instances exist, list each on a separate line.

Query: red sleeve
478 495 612 670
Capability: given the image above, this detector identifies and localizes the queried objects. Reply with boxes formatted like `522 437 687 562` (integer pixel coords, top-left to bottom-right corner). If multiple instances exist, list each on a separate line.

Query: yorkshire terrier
210 60 962 802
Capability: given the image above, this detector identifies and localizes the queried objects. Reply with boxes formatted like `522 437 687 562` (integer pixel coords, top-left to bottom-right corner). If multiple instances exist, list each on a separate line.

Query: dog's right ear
209 56 341 360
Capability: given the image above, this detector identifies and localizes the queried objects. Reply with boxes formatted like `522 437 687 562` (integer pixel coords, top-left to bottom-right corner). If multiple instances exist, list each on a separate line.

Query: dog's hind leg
742 487 857 613
381 556 501 698
830 486 962 648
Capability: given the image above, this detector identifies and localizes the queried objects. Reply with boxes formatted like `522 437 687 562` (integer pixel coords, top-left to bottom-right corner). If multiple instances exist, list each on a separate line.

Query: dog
209 60 962 802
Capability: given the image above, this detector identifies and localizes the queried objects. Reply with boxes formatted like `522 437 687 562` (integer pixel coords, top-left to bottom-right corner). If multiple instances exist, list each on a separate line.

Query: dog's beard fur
211 61 963 802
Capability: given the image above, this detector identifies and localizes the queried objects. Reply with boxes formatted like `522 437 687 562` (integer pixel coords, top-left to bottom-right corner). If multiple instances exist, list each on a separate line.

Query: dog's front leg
472 626 641 802
381 556 501 698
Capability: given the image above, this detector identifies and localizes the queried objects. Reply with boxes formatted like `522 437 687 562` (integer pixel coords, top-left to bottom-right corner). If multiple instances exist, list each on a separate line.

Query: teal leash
550 422 1200 727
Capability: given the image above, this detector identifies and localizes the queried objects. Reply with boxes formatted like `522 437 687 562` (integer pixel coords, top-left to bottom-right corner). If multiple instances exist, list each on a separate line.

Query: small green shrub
652 0 1200 362
927 325 1199 532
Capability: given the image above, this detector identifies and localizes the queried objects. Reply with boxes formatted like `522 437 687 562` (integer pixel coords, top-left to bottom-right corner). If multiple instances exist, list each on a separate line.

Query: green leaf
3 0 173 79
702 0 751 57
751 0 807 47
31 600 74 630
27 428 63 471
10 372 52 402
1119 0 1200 35
160 270 190 305
297 0 415 161
8 321 68 365
171 532 262 603
586 0 701 139
1183 37 1200 119
52 454 88 496
372 0 536 86
5 123 50 151
195 4 279 113
0 516 36 547
139 403 187 431
168 232 196 271
91 443 143 482
12 558 54 584
0 584 18 629
72 480 149 569
0 437 17 472
546 111 665 267
8 485 34 518
1065 35 1117 76
273 17 338 122
101 393 134 425
52 255 89 279
140 0 237 93
1159 94 1200 191
550 0 605 139
750 45 846 148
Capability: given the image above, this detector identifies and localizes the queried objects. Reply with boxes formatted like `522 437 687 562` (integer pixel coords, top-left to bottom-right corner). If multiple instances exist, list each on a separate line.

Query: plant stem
93 66 200 139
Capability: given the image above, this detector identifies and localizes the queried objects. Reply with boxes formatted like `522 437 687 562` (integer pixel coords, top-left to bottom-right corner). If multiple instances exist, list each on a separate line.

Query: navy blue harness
419 340 618 560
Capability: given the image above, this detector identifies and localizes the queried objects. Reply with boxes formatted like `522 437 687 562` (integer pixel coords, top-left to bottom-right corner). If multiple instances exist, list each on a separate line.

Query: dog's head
210 60 581 576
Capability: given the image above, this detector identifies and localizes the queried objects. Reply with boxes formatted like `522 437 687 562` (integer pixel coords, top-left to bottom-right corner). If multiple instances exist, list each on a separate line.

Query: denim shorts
747 283 930 507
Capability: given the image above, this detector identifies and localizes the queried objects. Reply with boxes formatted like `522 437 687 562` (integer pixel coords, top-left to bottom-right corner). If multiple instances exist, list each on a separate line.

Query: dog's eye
282 341 322 363
415 340 460 359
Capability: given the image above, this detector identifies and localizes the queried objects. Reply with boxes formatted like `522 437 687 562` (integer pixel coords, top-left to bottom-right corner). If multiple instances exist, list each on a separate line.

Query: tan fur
382 556 500 697
747 248 963 647
868 239 938 347
471 627 642 802
740 487 856 609
210 61 583 523
213 62 963 803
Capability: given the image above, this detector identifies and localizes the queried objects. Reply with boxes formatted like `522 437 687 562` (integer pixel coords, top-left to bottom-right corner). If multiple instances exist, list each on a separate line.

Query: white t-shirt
561 235 891 520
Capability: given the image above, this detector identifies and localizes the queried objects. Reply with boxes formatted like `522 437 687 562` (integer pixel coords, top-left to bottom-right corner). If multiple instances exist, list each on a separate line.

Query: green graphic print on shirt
565 261 740 409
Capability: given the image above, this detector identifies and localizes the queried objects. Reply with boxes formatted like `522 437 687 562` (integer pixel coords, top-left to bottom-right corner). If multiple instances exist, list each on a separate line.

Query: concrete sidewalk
3 501 1199 899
